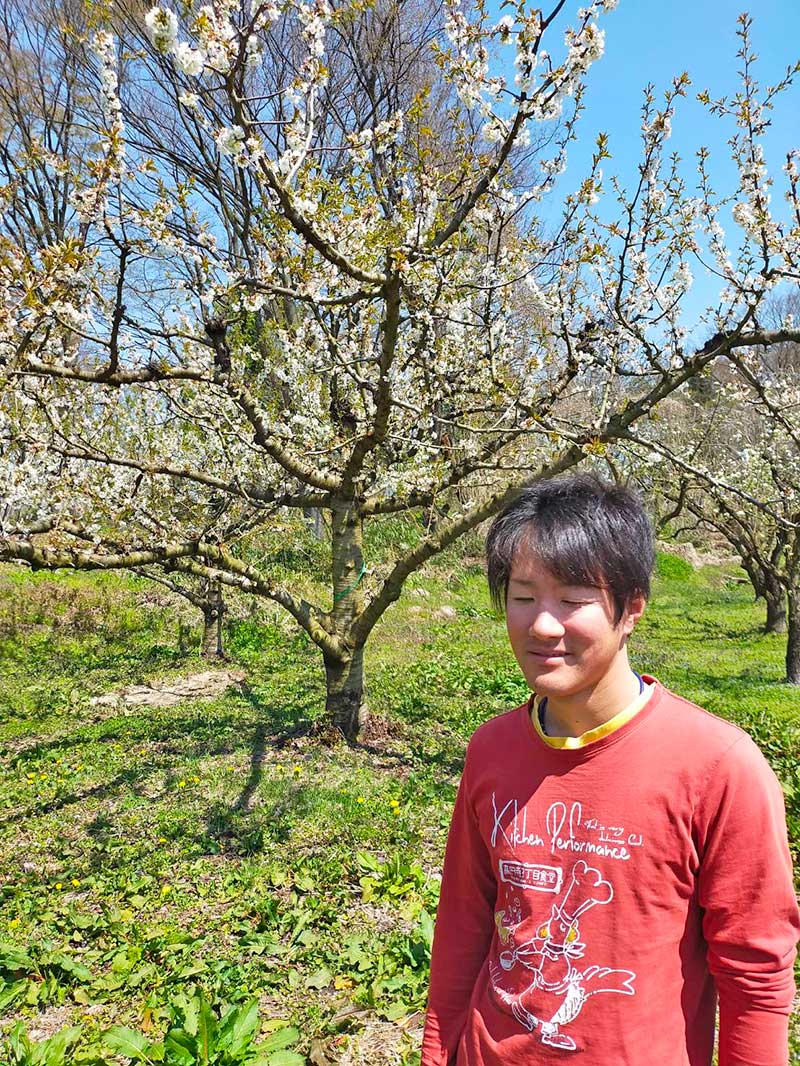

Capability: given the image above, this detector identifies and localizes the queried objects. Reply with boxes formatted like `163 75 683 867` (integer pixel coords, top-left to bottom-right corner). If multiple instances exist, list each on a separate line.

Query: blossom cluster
440 0 612 155
346 112 405 165
145 1 239 78
215 124 264 167
66 31 129 224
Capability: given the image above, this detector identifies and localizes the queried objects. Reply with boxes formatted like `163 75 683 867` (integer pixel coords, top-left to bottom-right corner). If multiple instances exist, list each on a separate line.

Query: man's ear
620 593 647 636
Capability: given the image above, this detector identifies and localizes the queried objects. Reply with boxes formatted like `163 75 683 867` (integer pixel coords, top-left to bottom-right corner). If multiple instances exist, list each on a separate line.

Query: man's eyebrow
508 577 599 589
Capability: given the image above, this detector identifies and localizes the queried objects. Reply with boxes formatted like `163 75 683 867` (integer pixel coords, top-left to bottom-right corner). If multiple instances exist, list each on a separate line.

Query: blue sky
505 1 800 326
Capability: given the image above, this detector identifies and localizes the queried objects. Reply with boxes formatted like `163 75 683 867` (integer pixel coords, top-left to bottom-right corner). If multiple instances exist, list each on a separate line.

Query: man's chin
525 673 573 698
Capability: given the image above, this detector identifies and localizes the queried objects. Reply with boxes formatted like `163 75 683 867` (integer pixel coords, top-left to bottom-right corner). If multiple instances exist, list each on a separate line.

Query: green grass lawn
0 551 797 1064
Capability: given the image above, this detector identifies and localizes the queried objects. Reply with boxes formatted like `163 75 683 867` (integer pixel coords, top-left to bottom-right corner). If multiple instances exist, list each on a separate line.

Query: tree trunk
741 556 764 602
200 579 225 659
328 501 367 741
786 590 800 684
324 647 368 741
764 581 786 634
304 507 325 542
740 560 785 634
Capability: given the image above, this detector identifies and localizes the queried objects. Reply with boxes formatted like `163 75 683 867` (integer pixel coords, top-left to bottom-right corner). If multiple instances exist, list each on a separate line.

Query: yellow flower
191 776 199 783
392 807 402 816
55 882 63 890
9 918 19 928
356 796 365 804
177 780 186 788
276 763 284 771
390 798 400 808
72 879 80 887
293 765 301 774
161 884 172 896
158 837 167 844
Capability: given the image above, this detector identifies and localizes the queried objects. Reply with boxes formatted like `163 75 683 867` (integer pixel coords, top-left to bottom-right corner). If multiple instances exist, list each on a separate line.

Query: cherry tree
640 397 791 633
725 336 800 681
2 2 800 738
624 335 800 682
679 481 789 636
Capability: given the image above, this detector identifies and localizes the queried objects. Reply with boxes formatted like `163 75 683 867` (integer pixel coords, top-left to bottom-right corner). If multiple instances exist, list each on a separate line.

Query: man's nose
528 606 565 639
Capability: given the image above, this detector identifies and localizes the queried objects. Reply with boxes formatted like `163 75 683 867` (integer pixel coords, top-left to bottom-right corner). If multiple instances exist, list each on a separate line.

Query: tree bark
327 500 367 741
764 581 786 634
786 589 800 684
200 579 225 659
324 647 368 741
740 559 786 634
741 556 765 602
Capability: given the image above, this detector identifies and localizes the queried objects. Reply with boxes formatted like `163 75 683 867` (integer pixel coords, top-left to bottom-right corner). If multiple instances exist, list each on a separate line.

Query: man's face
505 550 645 702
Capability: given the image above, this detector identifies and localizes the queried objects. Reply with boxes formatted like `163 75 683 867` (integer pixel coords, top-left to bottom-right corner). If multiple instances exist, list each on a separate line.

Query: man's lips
527 649 570 661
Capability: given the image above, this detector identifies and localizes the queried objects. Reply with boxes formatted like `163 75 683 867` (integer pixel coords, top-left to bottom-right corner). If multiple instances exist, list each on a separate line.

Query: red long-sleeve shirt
422 681 799 1065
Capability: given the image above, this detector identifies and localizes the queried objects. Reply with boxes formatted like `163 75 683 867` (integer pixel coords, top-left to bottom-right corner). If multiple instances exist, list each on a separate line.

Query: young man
422 474 799 1066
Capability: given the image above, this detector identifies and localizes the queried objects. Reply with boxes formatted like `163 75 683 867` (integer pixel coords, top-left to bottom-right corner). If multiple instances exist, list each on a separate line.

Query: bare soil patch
89 669 246 709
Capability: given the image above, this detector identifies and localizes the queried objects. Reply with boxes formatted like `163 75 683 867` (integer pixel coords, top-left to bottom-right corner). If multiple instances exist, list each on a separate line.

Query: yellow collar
531 684 654 749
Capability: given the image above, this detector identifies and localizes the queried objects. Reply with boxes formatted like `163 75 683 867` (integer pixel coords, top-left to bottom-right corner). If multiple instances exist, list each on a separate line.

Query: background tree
625 325 800 681
2 2 800 739
726 327 800 681
630 364 788 634
678 481 788 635
132 568 227 658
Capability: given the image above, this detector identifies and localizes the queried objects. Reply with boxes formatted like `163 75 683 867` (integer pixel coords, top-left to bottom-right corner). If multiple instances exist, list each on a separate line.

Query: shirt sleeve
695 734 800 1066
422 743 497 1066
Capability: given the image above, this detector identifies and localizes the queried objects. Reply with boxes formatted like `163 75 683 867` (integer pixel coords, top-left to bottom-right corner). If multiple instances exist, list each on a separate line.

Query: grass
0 548 797 1064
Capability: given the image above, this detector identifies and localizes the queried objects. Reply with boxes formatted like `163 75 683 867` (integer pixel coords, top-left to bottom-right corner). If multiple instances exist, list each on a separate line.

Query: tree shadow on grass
1 686 320 835
204 780 323 853
3 673 468 853
0 766 143 831
199 684 320 852
5 675 323 766
235 679 321 743
0 751 233 834
5 708 258 766
233 721 268 813
666 668 792 694
355 724 466 780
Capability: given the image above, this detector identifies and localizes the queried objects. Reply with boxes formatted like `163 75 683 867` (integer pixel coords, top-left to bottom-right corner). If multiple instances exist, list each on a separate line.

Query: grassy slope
0 551 797 1064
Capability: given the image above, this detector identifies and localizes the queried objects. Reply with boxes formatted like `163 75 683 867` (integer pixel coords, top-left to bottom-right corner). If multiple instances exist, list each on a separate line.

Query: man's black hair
485 473 654 623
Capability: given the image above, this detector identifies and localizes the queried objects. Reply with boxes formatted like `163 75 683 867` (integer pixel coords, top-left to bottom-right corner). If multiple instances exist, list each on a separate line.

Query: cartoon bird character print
492 860 636 1052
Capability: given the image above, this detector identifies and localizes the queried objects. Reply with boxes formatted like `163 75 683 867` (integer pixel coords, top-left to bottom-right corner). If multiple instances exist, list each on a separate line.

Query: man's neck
541 663 643 739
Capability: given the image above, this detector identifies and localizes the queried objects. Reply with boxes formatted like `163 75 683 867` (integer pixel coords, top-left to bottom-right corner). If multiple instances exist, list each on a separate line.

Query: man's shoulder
465 702 529 760
654 683 772 777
